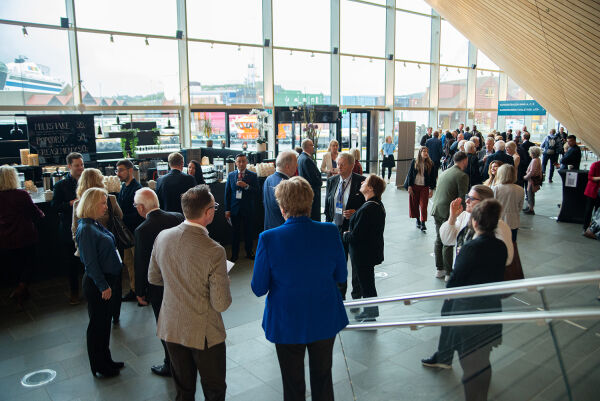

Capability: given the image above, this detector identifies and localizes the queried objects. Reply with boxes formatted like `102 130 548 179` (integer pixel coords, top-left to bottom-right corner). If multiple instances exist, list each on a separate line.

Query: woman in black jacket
448 199 507 401
187 160 205 185
343 174 386 322
404 147 437 231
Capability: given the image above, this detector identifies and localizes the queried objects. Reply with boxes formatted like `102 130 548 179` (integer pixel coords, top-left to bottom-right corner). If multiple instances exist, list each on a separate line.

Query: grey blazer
148 222 232 350
492 183 525 230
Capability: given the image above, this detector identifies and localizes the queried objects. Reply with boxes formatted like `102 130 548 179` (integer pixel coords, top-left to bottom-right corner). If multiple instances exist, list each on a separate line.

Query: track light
237 45 241 51
445 66 449 72
145 37 149 46
417 64 421 69
22 26 28 36
110 34 114 43
311 52 315 58
289 50 293 55
369 58 372 63
403 62 406 67
457 68 461 73
352 56 355 61
211 42 214 49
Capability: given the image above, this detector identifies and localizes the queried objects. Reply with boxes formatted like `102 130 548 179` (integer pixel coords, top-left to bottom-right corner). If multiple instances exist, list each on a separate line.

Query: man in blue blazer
225 154 258 261
297 139 323 221
263 150 297 230
156 152 197 214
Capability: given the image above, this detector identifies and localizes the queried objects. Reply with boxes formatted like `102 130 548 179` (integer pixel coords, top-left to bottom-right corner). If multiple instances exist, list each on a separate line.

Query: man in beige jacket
148 185 232 401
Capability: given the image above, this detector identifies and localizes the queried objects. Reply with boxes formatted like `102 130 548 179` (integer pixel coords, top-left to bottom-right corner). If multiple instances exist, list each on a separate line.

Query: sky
0 0 499 100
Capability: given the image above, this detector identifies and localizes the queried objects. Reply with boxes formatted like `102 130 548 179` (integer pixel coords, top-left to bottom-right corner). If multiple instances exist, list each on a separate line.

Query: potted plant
256 136 267 152
199 113 213 147
250 109 271 151
119 129 140 158
301 104 319 161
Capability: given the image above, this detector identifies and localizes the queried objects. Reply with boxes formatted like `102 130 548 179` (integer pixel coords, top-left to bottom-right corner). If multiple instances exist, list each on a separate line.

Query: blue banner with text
498 100 546 116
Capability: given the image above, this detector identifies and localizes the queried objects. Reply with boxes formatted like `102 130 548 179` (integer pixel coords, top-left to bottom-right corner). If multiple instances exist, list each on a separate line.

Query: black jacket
156 169 197 213
51 173 77 241
481 150 514 180
134 209 184 298
420 134 432 147
298 152 323 221
466 154 482 187
325 173 365 232
447 234 506 355
403 159 437 190
343 200 386 267
560 145 582 170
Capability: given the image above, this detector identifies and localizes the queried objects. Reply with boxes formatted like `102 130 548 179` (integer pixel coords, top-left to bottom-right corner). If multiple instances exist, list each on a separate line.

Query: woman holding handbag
72 168 126 317
76 187 124 378
343 174 387 321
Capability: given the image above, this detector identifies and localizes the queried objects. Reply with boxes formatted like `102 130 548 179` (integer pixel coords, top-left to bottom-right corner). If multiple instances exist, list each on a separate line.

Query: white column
65 0 82 108
429 10 441 128
262 0 275 152
384 0 395 139
466 41 477 127
330 0 340 106
176 0 191 148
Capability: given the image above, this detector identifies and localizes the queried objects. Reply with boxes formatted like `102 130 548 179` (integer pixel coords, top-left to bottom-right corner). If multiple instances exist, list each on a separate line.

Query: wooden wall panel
427 0 599 153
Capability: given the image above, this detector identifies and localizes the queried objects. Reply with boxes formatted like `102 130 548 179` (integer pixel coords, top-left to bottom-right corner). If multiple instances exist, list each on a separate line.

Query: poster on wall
498 100 546 116
26 115 96 165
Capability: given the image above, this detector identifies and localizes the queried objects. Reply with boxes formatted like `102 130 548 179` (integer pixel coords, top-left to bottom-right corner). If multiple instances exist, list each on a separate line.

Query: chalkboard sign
27 114 96 165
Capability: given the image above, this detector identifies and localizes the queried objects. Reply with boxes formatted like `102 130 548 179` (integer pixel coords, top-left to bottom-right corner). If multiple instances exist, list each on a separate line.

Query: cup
568 165 574 170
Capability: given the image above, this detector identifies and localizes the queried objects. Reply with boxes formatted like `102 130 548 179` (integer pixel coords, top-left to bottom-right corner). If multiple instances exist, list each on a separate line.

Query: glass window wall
395 62 430 107
440 20 468 66
477 50 500 71
475 71 500 110
438 110 466 132
273 0 330 52
439 66 467 108
341 56 385 106
273 50 330 106
473 111 497 134
396 0 431 14
1 0 66 25
394 109 429 147
191 111 227 148
395 11 431 63
340 0 386 57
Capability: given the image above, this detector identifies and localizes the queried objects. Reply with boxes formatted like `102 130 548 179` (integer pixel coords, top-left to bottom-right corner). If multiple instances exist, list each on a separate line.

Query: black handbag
106 197 135 249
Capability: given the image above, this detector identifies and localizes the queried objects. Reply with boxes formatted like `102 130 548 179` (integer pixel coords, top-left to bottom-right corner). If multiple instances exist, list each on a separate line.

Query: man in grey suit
431 152 470 281
149 185 232 401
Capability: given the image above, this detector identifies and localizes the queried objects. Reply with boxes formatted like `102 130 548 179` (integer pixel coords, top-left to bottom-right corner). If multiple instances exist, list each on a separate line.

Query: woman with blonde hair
0 165 45 306
350 148 363 175
72 169 122 250
483 160 503 187
505 141 520 171
321 139 340 176
492 164 524 241
523 146 543 215
76 187 124 378
404 147 437 231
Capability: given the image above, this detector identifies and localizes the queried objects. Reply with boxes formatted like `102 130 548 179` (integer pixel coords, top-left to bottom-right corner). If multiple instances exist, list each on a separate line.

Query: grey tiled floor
1 175 599 400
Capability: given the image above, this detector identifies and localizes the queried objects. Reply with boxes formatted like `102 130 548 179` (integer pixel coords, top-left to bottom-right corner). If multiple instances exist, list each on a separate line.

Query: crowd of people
0 122 595 400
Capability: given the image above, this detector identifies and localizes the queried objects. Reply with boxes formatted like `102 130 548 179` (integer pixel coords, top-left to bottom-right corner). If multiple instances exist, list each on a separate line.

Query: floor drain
21 369 56 388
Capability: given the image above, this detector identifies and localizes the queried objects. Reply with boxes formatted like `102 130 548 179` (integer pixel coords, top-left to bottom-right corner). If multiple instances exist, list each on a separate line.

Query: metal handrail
343 271 600 307
344 308 600 330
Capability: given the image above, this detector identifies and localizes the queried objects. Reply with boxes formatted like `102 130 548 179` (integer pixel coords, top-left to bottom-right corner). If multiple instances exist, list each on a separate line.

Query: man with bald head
133 187 184 377
297 139 323 221
263 150 298 230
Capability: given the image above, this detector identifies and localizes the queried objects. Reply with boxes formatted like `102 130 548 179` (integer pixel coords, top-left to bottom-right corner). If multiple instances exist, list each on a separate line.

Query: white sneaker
445 275 451 282
435 270 446 278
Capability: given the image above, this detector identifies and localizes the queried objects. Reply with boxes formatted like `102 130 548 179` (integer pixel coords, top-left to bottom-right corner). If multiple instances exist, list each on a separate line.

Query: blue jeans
541 153 558 181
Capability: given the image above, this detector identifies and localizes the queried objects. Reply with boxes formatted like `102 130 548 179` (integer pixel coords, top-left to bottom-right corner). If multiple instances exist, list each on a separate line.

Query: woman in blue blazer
252 176 348 401
76 188 124 378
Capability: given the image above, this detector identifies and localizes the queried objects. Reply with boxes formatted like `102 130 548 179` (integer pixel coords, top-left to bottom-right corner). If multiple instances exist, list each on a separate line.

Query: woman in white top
440 184 513 269
492 164 524 241
321 140 339 177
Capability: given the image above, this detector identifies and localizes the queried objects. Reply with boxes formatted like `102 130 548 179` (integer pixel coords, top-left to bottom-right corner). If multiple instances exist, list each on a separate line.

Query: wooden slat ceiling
427 0 600 154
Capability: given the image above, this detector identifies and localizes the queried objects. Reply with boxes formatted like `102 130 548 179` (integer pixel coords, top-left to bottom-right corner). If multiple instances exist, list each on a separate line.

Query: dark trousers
436 300 455 364
583 196 600 230
62 239 83 296
434 216 454 274
111 271 122 322
459 346 493 401
310 190 322 221
336 230 360 300
1 244 35 284
83 273 118 372
355 264 379 317
166 340 226 401
275 337 336 401
381 155 394 179
511 228 518 242
148 284 170 367
541 153 558 181
230 214 254 258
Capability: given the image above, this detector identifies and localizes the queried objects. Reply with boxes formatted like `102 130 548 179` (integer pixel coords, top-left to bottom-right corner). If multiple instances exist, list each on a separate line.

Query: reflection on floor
1 174 599 401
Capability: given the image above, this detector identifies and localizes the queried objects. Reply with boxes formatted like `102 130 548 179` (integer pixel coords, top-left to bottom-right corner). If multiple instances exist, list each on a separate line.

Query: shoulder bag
106 197 135 249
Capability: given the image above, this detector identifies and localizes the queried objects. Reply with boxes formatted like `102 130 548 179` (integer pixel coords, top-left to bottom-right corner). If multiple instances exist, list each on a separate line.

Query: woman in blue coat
252 176 348 401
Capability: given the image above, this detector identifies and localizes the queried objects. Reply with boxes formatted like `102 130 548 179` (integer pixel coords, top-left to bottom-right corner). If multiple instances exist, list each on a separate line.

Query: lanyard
337 178 350 204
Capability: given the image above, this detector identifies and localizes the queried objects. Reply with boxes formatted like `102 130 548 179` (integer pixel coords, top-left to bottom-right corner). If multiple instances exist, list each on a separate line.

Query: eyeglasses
465 195 481 202
212 202 219 211
115 168 127 174
133 203 138 207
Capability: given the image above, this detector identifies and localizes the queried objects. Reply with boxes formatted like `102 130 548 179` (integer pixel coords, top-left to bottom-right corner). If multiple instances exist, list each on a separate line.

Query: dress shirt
336 174 352 210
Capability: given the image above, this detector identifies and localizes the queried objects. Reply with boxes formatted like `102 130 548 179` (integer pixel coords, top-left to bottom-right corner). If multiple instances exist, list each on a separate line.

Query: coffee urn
43 172 53 191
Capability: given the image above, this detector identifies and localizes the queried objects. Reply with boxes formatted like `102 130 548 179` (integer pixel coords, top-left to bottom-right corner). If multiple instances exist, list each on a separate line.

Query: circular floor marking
21 369 57 388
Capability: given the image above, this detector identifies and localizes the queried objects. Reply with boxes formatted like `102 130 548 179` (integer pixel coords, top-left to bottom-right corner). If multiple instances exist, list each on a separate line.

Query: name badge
236 190 243 199
335 201 344 226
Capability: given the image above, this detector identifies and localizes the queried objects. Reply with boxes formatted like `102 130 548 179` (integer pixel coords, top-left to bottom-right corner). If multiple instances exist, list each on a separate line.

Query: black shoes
416 220 422 229
110 360 125 369
420 222 427 232
523 209 535 215
421 352 452 369
122 290 136 302
151 364 172 377
92 366 120 378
